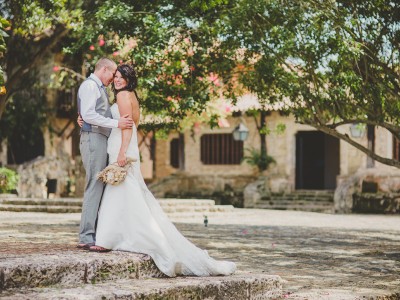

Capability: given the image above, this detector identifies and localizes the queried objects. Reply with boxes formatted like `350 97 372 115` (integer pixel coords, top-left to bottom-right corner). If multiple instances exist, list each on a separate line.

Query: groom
77 57 133 249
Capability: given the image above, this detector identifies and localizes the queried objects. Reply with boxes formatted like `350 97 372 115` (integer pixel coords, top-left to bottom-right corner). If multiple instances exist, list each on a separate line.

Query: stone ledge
1 274 283 300
0 251 164 291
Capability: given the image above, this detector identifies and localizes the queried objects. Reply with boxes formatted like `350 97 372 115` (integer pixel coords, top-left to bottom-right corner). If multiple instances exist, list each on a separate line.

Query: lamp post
349 123 366 138
232 122 249 141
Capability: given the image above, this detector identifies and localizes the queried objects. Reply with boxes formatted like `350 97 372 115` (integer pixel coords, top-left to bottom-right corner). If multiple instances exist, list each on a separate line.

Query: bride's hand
117 151 127 167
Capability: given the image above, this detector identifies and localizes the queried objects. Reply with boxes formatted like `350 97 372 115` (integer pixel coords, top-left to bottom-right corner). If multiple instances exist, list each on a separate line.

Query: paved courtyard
0 209 399 299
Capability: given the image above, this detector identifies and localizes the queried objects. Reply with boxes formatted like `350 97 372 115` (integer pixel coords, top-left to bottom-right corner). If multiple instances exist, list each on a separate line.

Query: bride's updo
112 64 138 95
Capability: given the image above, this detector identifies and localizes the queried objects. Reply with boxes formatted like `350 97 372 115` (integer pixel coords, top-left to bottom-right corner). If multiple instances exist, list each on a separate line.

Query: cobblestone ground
0 209 399 299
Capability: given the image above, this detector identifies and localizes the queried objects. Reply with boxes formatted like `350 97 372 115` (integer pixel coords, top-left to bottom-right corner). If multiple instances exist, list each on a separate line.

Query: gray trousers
79 131 108 244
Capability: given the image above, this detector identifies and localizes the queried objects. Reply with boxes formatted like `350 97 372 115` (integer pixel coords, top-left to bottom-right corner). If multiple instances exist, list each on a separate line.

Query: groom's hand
118 114 134 129
77 115 83 128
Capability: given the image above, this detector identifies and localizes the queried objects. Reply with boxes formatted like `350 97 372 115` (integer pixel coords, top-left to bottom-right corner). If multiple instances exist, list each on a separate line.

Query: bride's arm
116 92 133 167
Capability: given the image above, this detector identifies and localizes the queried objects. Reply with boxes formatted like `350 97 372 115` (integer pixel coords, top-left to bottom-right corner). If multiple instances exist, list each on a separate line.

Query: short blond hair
95 58 117 71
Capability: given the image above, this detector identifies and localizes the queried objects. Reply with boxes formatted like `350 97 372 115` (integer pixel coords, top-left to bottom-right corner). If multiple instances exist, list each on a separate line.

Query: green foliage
2 0 400 167
242 147 276 172
0 167 18 193
0 87 47 147
58 0 239 131
0 17 9 86
221 0 400 167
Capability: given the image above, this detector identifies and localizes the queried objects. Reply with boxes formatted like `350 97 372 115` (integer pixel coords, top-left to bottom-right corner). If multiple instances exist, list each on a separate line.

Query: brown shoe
76 243 93 250
89 245 111 253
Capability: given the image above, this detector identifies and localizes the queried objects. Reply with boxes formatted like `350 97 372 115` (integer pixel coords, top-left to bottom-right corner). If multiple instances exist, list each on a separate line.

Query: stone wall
334 167 400 213
149 173 257 207
0 139 7 166
17 155 74 198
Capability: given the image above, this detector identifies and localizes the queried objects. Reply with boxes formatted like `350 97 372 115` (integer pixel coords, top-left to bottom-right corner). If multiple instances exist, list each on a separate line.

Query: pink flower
218 119 230 128
184 37 190 44
167 96 173 101
167 81 172 85
52 66 60 72
89 45 95 51
197 76 203 81
112 51 119 56
208 72 220 86
98 39 105 46
187 49 194 56
225 105 232 113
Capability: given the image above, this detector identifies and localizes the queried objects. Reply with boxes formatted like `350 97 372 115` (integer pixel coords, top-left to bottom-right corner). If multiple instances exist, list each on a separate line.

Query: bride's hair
112 64 138 97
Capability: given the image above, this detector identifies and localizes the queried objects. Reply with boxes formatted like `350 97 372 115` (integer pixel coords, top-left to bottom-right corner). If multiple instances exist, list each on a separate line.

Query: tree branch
312 122 400 168
0 24 70 118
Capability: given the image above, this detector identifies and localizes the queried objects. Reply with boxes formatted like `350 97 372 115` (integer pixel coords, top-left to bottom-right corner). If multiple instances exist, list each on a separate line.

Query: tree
56 0 239 132
0 0 83 119
220 0 400 167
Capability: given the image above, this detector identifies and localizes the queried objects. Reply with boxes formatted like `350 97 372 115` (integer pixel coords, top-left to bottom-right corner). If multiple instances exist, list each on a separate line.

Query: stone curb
1 274 283 300
0 251 164 291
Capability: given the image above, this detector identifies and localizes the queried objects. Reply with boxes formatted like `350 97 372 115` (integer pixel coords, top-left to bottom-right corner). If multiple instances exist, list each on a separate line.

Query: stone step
158 198 216 207
0 198 83 206
254 203 334 213
290 189 335 195
0 198 218 208
258 199 333 206
264 195 333 201
0 203 234 214
0 252 163 291
0 251 282 299
1 274 282 300
0 204 82 213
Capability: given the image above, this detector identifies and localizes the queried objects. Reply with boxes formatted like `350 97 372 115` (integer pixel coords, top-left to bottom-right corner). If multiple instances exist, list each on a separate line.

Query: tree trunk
366 125 375 168
260 110 267 171
0 94 6 119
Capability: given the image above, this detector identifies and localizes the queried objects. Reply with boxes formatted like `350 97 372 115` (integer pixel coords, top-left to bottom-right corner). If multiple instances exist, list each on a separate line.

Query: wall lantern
350 123 366 138
232 122 249 141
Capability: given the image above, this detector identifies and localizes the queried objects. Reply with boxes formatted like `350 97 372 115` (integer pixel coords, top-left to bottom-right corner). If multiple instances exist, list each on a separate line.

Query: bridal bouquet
97 157 137 185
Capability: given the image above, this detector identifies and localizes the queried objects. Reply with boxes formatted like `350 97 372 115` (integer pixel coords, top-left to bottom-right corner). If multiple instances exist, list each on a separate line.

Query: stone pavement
0 209 399 299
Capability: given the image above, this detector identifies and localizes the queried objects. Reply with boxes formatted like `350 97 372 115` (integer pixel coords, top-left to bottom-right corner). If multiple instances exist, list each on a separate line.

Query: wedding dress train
95 104 236 277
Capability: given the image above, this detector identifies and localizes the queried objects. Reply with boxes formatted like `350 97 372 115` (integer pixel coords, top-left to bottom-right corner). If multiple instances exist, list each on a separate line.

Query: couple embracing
76 57 236 277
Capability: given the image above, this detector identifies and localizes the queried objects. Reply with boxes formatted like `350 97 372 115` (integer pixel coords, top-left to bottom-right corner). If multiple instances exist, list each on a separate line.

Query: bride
89 64 236 277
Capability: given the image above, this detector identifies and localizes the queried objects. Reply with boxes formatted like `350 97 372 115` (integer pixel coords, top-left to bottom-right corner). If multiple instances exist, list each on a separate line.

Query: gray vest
77 78 112 137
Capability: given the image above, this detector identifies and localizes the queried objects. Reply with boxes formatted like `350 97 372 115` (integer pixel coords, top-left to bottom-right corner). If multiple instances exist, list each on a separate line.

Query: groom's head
94 58 118 87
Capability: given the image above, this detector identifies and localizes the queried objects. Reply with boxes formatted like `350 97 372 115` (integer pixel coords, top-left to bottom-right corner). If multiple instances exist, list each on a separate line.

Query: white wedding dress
95 104 236 277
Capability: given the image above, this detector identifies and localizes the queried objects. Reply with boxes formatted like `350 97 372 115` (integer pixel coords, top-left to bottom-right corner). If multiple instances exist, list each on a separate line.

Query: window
200 134 243 165
170 135 185 169
393 135 400 161
170 138 180 168
57 89 76 118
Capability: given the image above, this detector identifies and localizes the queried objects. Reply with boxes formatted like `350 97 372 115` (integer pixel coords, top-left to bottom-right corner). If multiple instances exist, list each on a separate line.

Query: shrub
242 147 276 172
0 167 19 193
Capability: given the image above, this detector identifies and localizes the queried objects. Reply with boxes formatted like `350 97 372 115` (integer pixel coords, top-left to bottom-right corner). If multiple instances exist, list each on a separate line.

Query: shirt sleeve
79 81 118 128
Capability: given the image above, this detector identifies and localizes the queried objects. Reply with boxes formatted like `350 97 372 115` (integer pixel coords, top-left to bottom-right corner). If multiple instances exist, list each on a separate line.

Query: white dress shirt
79 73 118 128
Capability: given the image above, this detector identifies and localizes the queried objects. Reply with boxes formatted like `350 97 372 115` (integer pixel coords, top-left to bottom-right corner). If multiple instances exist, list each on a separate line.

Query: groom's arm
79 81 119 128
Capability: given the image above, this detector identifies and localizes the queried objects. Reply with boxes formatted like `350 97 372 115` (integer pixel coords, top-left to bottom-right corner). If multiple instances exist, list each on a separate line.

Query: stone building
1 89 400 213
149 95 400 212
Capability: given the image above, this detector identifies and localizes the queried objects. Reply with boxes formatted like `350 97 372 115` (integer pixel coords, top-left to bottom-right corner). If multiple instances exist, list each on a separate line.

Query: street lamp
232 122 249 141
350 123 366 138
